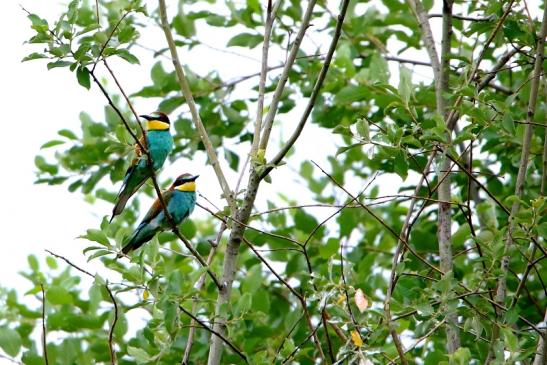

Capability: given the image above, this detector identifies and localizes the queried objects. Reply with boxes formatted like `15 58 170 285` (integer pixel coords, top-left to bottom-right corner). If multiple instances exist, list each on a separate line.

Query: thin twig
45 250 119 362
178 304 248 363
241 237 327 359
428 13 493 22
45 250 94 277
312 161 441 275
40 284 49 365
105 285 118 365
91 11 132 73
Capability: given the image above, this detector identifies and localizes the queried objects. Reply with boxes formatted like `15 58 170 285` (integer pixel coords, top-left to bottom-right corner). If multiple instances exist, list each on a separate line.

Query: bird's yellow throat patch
146 120 170 130
176 181 196 192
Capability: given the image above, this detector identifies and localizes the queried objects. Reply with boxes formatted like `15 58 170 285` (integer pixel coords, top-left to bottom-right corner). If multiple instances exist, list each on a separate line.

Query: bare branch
437 0 460 353
428 13 493 22
250 0 281 156
158 0 236 213
105 285 119 365
494 0 547 349
40 284 49 365
258 0 318 153
265 0 351 177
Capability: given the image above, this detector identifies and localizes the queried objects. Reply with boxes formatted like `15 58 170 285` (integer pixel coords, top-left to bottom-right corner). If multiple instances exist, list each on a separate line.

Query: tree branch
40 284 49 365
106 284 119 365
532 309 547 365
437 0 460 353
258 0 318 153
181 223 225 364
205 1 353 362
250 0 280 156
264 0 350 177
158 0 237 213
493 0 547 353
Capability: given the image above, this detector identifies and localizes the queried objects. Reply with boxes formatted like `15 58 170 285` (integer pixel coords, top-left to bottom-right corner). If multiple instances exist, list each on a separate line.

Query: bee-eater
110 111 174 222
120 174 198 255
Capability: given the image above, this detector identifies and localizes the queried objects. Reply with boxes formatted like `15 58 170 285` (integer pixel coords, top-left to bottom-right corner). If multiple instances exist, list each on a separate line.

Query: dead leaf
355 288 368 312
351 330 363 347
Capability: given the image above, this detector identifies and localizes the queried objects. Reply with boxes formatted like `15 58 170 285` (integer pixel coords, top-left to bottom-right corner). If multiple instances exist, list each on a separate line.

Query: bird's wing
141 190 173 224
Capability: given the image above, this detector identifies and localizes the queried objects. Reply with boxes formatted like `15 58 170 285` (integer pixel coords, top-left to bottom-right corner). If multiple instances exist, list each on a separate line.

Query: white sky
0 0 543 363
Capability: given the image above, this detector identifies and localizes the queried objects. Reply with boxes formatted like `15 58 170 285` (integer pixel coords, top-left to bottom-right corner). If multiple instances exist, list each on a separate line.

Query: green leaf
76 66 91 89
118 25 136 43
356 118 370 141
28 255 39 271
127 346 153 363
47 60 72 70
319 238 339 259
294 210 318 232
180 220 197 239
502 113 515 133
58 129 78 140
224 149 240 171
336 143 363 157
369 53 389 83
253 290 270 313
334 85 369 104
116 49 140 64
35 156 58 175
0 327 22 357
22 53 48 62
393 150 408 180
398 66 412 104
333 125 354 137
40 140 65 149
236 292 252 315
173 14 196 37
227 32 263 48
47 286 73 305
502 327 518 352
81 229 110 246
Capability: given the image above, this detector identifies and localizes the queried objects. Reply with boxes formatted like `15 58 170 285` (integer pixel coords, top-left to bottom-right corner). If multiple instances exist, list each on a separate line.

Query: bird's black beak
190 175 199 181
139 114 152 121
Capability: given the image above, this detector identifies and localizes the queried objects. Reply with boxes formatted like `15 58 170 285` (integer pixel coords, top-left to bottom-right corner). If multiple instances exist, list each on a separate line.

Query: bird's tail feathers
110 177 147 222
121 223 156 254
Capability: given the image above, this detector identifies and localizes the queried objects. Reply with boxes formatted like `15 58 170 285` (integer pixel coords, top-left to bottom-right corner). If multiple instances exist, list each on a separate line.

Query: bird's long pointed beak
190 175 199 181
139 114 152 120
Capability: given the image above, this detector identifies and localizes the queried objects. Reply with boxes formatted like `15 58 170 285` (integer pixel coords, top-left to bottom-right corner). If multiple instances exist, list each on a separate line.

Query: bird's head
140 111 170 131
172 173 199 192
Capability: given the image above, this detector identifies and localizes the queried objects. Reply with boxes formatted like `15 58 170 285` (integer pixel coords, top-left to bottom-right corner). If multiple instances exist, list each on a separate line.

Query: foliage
3 0 545 364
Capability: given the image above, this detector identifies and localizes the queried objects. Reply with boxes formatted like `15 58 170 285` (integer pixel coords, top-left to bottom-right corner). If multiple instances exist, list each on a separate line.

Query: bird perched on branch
120 173 198 255
110 111 173 222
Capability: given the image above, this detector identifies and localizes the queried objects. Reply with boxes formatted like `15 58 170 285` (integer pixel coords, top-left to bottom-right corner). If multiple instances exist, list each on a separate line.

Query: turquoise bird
111 111 174 222
121 173 198 255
